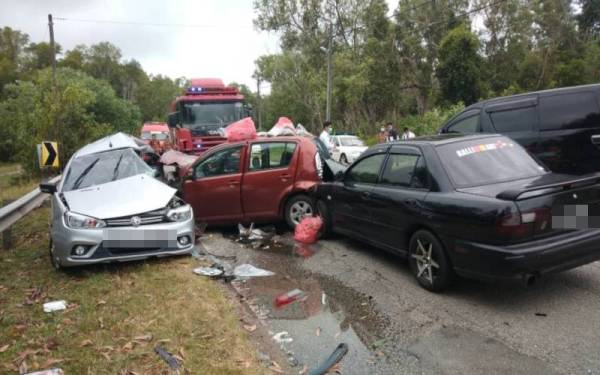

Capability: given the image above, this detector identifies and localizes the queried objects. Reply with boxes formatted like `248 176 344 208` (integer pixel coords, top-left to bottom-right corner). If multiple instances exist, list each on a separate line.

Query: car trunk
459 173 600 241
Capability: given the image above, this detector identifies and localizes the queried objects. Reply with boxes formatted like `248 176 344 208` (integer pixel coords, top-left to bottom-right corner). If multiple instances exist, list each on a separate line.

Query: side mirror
40 182 57 194
334 170 345 182
167 112 179 128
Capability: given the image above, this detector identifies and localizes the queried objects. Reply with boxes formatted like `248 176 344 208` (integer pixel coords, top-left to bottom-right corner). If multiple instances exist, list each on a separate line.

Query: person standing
386 122 398 142
401 127 416 140
319 121 333 150
378 126 388 144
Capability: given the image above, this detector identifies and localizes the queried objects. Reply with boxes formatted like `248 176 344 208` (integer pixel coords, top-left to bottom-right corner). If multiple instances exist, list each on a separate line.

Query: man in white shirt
401 127 416 140
319 121 333 150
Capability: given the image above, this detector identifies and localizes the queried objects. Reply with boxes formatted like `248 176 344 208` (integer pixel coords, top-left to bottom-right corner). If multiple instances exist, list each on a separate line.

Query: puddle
218 229 399 373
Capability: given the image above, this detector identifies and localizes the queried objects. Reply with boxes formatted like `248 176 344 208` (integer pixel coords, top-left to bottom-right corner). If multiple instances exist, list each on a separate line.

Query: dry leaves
133 334 153 343
315 327 321 337
268 361 284 374
80 339 94 347
0 344 9 352
243 324 257 332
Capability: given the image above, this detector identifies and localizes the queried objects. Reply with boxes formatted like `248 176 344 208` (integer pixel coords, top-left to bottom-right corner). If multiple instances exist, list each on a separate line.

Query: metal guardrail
0 175 61 232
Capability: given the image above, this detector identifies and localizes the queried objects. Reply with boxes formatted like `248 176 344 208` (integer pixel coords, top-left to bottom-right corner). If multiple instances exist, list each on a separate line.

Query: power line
54 17 254 29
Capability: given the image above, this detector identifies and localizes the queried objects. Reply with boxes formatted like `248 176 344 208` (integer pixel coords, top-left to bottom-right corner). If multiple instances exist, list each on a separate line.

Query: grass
0 163 40 203
0 206 266 374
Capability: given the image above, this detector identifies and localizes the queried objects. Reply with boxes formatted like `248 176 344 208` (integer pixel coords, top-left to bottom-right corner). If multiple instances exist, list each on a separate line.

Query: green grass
0 206 266 374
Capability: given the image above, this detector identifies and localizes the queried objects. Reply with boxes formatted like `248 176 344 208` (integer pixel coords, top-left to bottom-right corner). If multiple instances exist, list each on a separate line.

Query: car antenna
108 135 113 148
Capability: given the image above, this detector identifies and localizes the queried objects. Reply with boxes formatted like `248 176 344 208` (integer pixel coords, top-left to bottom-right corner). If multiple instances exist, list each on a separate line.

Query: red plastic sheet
224 117 257 142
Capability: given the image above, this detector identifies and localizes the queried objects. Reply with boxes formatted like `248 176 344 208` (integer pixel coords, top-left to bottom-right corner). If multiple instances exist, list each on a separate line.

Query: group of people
318 120 416 150
378 122 415 143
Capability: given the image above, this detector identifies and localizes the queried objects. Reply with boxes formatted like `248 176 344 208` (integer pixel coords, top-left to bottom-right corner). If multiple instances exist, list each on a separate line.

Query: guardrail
0 175 61 233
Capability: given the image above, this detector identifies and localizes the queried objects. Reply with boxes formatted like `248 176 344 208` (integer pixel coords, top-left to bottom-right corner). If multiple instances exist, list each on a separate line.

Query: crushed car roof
73 132 151 158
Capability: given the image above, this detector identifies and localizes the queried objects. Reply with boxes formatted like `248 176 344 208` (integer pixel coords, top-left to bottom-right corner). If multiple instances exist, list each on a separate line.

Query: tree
23 42 62 72
0 68 141 171
0 27 29 94
437 25 483 105
136 75 185 122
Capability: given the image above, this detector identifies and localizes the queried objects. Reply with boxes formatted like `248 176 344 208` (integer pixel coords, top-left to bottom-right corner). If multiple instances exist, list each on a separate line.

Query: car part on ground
308 343 349 375
313 133 600 291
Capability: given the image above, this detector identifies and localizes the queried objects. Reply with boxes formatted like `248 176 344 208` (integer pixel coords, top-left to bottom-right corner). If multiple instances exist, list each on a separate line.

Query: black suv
439 84 600 175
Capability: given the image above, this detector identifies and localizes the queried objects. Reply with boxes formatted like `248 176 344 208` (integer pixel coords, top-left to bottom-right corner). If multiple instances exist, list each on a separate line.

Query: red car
182 136 325 228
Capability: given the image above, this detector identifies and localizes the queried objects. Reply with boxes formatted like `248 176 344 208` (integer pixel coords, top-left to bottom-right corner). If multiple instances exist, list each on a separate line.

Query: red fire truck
167 78 250 154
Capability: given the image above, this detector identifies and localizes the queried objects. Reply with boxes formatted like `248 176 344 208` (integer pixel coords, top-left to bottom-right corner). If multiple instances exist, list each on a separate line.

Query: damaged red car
182 136 333 228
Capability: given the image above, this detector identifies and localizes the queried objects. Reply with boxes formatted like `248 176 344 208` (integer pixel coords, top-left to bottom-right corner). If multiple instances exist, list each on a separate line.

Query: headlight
65 212 106 229
166 205 192 222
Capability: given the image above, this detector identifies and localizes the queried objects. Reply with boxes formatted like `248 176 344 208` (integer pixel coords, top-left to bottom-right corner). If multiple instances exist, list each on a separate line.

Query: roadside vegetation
0 206 266 374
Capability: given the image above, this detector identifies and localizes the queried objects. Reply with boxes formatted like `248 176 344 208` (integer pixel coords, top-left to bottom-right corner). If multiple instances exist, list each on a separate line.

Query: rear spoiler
496 175 600 201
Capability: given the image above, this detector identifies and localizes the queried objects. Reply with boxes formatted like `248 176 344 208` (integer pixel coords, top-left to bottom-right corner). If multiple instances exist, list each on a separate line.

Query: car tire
408 230 453 292
340 154 348 164
48 238 63 271
316 200 332 238
284 194 314 229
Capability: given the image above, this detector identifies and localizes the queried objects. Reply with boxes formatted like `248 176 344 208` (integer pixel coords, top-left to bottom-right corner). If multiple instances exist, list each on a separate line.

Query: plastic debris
268 117 296 137
238 223 276 247
154 345 181 370
193 266 223 277
24 369 64 375
233 264 275 278
322 292 327 306
275 289 306 308
294 216 323 244
43 300 66 313
308 343 349 375
224 117 257 141
272 331 293 344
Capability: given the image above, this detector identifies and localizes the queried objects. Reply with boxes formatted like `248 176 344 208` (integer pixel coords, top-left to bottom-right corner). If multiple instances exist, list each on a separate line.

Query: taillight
496 207 552 240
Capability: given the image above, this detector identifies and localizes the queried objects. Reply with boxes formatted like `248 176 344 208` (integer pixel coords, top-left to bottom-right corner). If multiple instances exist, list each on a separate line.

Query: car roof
389 133 503 146
74 132 150 158
142 123 169 132
463 83 600 111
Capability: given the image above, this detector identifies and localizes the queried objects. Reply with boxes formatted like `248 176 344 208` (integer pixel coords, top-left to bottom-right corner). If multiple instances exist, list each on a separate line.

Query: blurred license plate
103 229 177 248
552 204 600 230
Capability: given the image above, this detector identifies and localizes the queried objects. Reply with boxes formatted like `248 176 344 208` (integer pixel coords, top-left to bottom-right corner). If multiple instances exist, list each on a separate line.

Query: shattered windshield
62 148 154 191
181 101 244 135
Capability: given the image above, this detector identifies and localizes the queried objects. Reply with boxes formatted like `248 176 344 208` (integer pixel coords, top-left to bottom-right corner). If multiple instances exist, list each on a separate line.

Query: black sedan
314 134 600 291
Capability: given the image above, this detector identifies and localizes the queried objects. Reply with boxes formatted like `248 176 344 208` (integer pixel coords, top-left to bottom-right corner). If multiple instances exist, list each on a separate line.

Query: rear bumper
451 229 600 282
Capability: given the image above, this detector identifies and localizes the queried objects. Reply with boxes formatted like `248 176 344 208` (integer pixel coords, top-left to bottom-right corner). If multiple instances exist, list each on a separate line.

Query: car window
62 148 153 191
540 92 600 130
345 154 386 184
447 114 479 133
248 142 297 171
340 137 365 147
436 137 547 188
489 106 537 132
195 146 242 178
380 154 428 188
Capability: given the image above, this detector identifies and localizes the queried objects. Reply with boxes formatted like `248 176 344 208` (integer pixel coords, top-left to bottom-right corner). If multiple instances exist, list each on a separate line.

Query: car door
183 145 244 223
242 141 298 220
330 137 341 161
369 146 430 253
331 151 387 238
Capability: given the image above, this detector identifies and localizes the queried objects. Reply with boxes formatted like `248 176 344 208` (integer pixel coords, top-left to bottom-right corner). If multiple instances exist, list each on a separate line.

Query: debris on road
294 216 323 244
154 345 181 371
23 369 64 375
273 331 294 344
43 300 66 313
192 266 224 277
275 289 307 308
233 264 275 278
308 343 349 375
535 312 547 317
238 223 276 247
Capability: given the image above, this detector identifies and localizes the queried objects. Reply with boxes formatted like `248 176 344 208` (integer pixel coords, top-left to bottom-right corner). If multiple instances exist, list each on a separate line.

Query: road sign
38 141 59 168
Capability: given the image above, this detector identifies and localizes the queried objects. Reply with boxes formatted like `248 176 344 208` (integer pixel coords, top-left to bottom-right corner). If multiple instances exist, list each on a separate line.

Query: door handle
361 191 371 200
228 180 240 188
280 173 292 181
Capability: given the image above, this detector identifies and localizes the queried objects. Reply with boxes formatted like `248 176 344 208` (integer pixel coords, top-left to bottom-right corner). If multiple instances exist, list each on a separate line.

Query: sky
0 0 284 90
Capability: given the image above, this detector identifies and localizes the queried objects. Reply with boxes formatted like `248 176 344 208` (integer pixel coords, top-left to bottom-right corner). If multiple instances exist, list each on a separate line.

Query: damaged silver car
40 133 195 270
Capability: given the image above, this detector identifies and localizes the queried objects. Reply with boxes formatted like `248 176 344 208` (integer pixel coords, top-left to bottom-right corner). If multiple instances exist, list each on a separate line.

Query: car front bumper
451 229 600 282
52 215 195 267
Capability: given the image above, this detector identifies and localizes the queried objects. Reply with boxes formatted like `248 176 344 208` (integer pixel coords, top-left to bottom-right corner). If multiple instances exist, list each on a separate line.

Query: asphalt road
200 229 600 375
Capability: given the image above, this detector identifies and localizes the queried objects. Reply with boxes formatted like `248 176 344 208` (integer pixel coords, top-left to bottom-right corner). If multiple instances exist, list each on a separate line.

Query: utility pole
256 75 262 130
48 14 57 88
325 25 333 122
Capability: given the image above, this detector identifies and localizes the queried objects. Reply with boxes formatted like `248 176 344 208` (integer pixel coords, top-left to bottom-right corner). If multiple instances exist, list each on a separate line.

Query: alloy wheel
290 200 313 225
411 238 439 286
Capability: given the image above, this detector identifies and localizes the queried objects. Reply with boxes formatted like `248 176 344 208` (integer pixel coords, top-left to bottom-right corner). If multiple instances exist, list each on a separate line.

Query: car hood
62 174 176 219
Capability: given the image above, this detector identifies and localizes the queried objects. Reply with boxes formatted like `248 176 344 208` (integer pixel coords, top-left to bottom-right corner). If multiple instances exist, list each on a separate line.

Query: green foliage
0 68 140 171
398 103 465 137
437 26 483 105
137 75 185 122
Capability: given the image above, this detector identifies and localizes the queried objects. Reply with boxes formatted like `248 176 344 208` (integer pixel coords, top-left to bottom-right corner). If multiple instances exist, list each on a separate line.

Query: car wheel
408 230 453 292
340 154 348 164
316 200 331 238
48 238 63 271
285 194 314 229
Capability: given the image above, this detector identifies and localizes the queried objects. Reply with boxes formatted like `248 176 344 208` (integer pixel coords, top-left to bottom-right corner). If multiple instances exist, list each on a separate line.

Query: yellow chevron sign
39 141 59 168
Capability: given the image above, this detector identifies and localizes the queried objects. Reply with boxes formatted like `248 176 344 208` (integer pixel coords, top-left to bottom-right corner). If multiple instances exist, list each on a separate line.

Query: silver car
40 133 195 270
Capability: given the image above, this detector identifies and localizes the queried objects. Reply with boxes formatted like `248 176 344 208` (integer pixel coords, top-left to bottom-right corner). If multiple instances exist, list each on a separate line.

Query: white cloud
0 0 280 89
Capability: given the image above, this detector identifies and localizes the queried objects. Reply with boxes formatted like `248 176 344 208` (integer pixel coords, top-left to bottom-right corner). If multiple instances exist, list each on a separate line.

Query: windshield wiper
71 158 100 190
111 154 124 181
